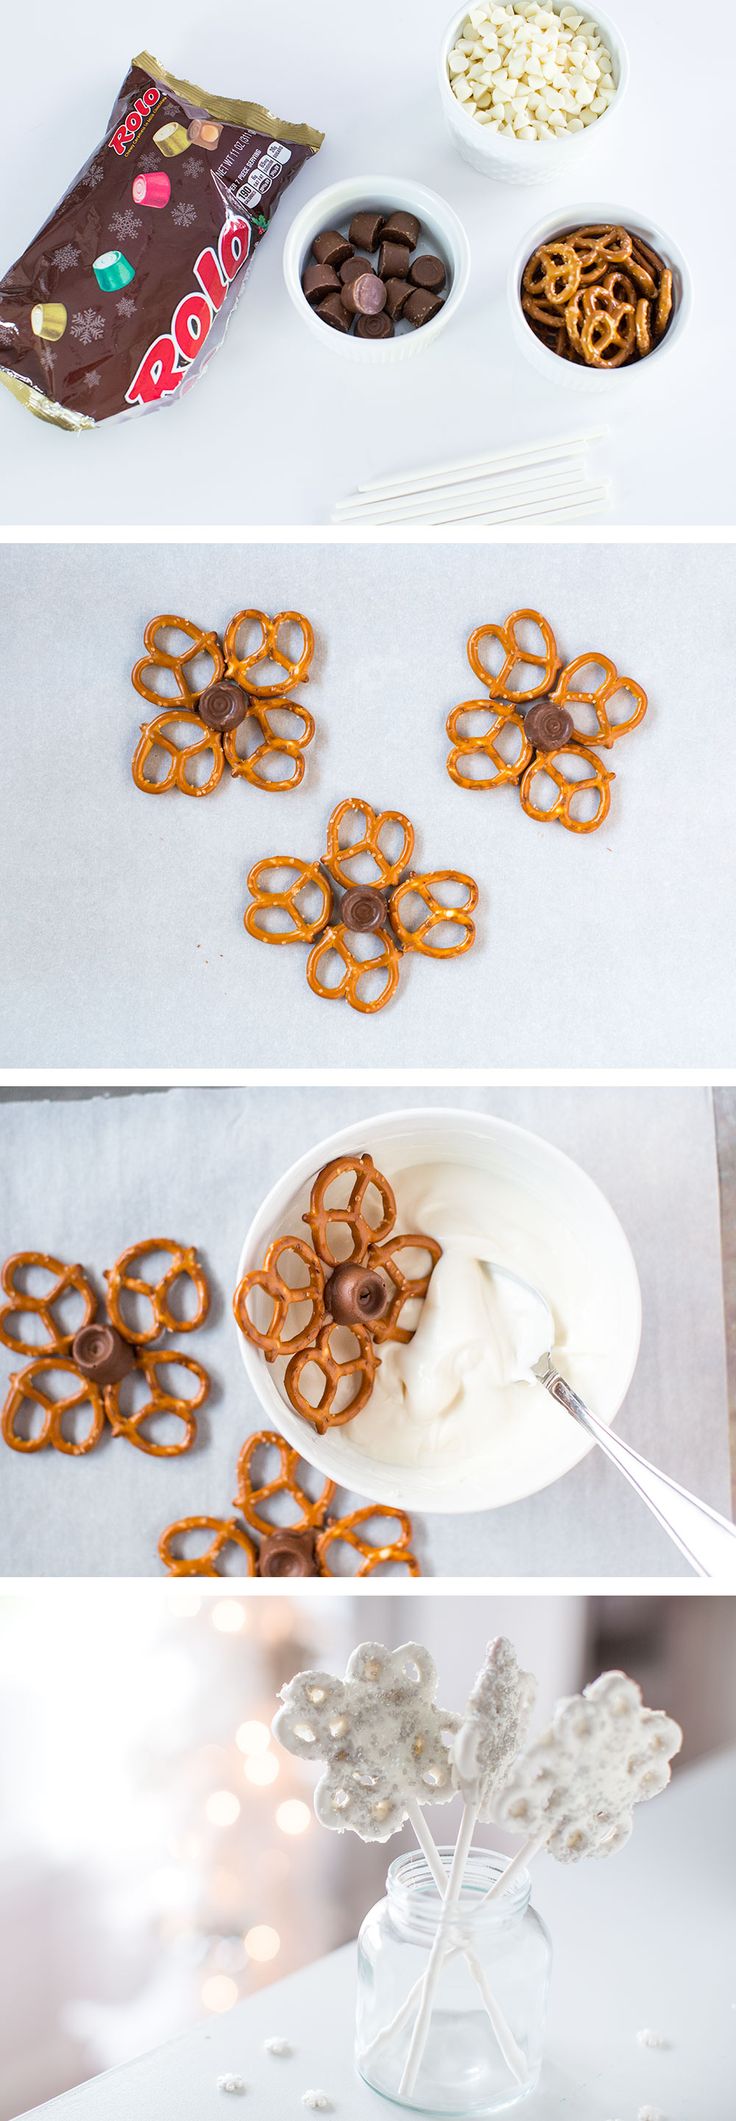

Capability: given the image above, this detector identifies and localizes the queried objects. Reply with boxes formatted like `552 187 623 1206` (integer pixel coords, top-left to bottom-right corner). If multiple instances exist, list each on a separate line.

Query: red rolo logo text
125 217 252 409
110 86 164 156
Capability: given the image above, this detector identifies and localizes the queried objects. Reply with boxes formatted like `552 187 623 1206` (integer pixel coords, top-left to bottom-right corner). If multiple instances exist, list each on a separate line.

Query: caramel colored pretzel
159 1516 257 1577
105 1240 209 1346
448 611 647 833
2 1357 105 1455
104 1350 209 1455
235 1429 336 1536
467 611 560 702
446 701 533 789
521 242 580 310
0 1253 97 1357
284 1320 378 1433
304 1154 397 1266
233 1236 326 1360
368 1234 443 1345
520 743 615 833
132 710 225 797
224 610 314 697
244 795 479 1016
389 871 478 959
224 699 316 792
316 1505 420 1578
132 615 225 707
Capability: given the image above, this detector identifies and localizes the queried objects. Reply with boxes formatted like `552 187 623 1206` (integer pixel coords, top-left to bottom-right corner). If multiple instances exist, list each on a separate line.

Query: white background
0 540 734 1069
0 0 732 526
0 1085 730 1578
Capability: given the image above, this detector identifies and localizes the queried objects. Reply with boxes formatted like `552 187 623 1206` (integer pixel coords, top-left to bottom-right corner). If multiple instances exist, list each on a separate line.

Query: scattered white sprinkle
638 2107 665 2120
217 2076 246 2094
264 2036 292 2056
637 2029 668 2049
301 2095 331 2112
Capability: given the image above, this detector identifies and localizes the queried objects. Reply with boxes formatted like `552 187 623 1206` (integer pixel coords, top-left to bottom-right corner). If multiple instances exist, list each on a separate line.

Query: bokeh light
244 1924 281 1963
205 1790 241 1827
202 1974 239 2013
244 1753 279 1787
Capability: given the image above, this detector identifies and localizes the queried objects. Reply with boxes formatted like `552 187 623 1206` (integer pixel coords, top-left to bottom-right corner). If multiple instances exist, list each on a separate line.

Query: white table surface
0 1084 730 1578
0 0 731 527
2 540 735 1071
14 1746 736 2120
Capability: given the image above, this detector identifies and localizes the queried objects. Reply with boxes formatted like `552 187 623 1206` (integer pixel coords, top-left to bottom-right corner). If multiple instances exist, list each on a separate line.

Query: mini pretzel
655 269 673 340
551 655 648 748
306 924 401 1016
233 1236 326 1360
325 798 415 889
520 743 614 833
1 1356 105 1454
522 242 580 309
225 700 316 792
570 224 632 267
389 871 478 959
368 1235 443 1344
446 702 532 789
467 610 559 702
104 1350 208 1455
159 1515 257 1577
284 1320 378 1431
244 857 333 944
0 1253 97 1357
105 1240 209 1345
579 301 635 369
304 1154 397 1266
224 611 314 697
315 1506 420 1577
132 711 225 797
234 1429 335 1536
132 615 225 707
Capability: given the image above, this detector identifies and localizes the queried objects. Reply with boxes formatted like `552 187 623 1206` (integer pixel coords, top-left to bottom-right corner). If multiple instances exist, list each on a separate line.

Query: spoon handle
535 1357 736 1580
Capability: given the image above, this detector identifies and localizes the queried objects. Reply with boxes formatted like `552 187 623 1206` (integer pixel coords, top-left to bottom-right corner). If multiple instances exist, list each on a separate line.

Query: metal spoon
488 1263 736 1581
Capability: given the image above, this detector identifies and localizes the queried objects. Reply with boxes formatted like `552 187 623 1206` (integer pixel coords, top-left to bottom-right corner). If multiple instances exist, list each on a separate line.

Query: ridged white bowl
283 176 470 362
510 202 693 389
438 1 629 184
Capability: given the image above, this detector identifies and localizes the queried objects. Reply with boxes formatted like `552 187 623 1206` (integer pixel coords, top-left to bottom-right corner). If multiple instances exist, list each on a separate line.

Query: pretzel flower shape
447 609 648 834
159 1428 421 1578
244 795 478 1014
131 609 316 798
0 1242 210 1458
233 1153 441 1434
273 1641 459 1839
494 1670 682 1863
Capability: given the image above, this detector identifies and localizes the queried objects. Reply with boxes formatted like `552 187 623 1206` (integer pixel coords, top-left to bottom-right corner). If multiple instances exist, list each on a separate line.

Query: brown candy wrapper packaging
0 52 323 431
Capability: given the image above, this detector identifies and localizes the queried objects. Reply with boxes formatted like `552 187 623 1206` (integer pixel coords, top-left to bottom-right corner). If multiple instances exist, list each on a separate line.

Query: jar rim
386 1846 531 1935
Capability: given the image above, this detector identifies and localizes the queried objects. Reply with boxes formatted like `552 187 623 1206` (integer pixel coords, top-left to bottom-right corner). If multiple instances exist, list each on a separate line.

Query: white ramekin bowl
283 176 470 362
438 1 629 184
234 1106 641 1516
509 202 693 390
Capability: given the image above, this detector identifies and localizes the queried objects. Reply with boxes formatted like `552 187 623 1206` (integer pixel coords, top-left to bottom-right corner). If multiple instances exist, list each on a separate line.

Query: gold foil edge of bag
0 369 95 431
135 51 325 151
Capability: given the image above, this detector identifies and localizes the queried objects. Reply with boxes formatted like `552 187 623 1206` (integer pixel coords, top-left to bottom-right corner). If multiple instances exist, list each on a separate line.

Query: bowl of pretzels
510 204 692 385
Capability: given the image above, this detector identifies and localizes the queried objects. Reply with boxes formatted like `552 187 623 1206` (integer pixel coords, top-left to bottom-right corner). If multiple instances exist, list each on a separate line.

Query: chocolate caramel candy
302 260 341 305
313 229 352 269
72 1323 137 1386
316 292 351 332
378 239 414 280
524 702 574 751
199 680 247 733
342 271 387 318
341 884 387 931
410 254 446 293
348 210 385 251
355 312 394 339
324 1263 390 1326
380 211 420 250
403 287 443 328
384 277 413 320
259 1527 318 1577
340 254 372 286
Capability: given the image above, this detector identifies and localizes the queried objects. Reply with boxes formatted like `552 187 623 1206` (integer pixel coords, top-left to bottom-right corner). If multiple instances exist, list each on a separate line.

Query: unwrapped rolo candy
0 52 323 430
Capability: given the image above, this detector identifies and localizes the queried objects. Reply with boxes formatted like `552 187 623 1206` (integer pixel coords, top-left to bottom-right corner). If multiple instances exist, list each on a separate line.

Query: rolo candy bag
0 51 323 430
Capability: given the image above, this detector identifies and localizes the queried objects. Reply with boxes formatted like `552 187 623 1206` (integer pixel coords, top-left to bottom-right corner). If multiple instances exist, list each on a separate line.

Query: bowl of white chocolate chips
439 1 628 182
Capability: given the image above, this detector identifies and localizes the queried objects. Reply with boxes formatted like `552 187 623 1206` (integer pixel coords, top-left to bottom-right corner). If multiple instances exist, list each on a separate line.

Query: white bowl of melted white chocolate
235 1108 641 1515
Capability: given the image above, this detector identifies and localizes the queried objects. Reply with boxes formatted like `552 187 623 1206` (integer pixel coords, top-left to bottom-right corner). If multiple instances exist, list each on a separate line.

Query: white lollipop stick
355 430 607 498
478 1831 549 1907
400 1804 478 2098
405 1802 527 2084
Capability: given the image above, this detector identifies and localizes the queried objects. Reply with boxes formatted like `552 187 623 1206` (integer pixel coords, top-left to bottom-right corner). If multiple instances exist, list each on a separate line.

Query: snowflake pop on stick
494 1670 683 1862
273 1642 459 1841
453 1637 537 1820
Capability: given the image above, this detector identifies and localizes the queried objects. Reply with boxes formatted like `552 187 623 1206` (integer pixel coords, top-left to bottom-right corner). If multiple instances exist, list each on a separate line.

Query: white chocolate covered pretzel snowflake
273 1640 459 1841
453 1636 536 1821
494 1669 682 1862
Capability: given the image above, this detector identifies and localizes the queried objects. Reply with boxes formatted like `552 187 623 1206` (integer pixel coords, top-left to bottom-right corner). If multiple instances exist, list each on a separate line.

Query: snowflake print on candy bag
495 1670 682 1861
273 1641 459 1840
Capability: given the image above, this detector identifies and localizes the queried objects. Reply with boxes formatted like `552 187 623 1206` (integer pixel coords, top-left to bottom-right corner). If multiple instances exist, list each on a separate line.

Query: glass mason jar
355 1849 551 2116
